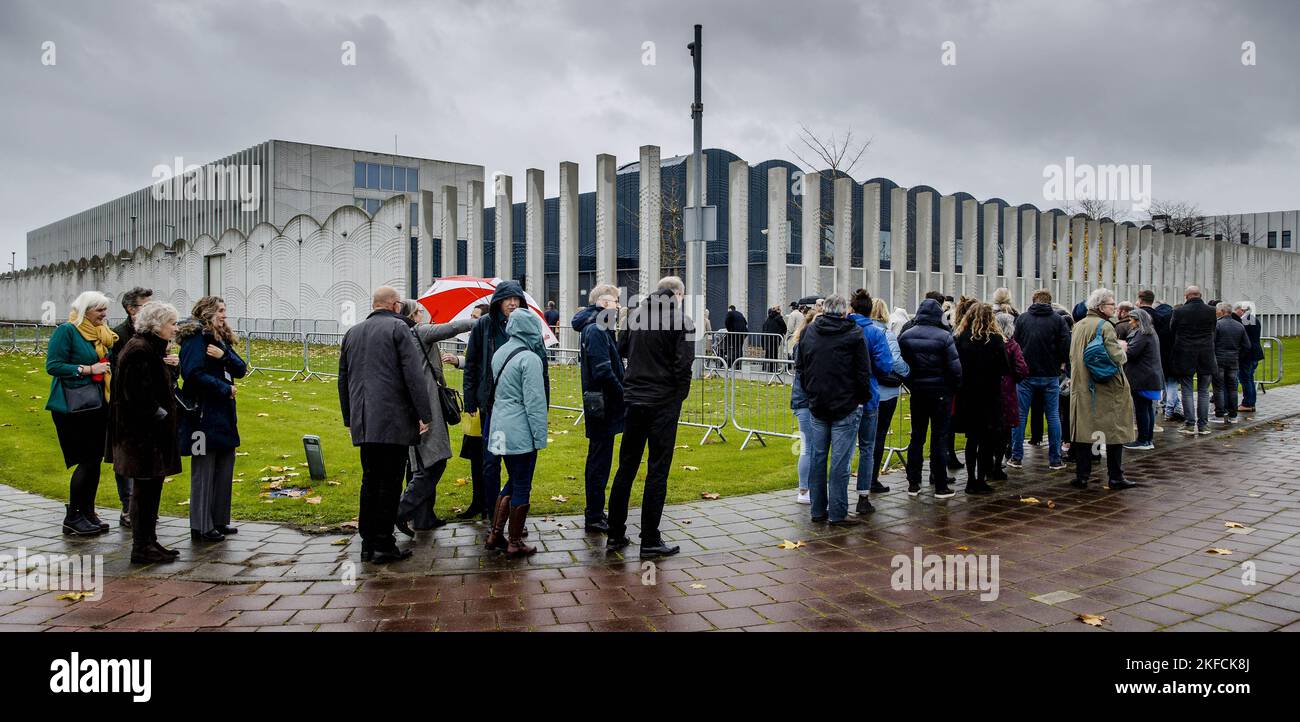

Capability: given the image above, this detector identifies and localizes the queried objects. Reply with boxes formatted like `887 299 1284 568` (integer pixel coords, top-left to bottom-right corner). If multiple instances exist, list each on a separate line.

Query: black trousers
129 476 163 551
964 427 998 483
608 401 681 545
906 390 950 485
584 432 618 524
870 396 899 485
358 443 408 548
1076 443 1124 483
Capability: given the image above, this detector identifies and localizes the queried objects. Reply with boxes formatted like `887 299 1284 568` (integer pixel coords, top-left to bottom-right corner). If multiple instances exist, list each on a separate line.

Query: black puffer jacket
898 299 961 393
1124 330 1163 392
1150 303 1175 373
1170 298 1217 377
1214 314 1250 366
794 313 870 422
1013 302 1070 378
620 289 694 407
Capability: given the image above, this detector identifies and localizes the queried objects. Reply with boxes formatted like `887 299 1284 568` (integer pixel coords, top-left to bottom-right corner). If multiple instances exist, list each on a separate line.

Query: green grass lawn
3 336 1294 529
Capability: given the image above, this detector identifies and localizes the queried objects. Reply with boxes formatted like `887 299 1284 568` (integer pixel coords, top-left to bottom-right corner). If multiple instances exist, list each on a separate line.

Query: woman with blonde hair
952 303 1009 494
991 287 1019 317
178 295 247 542
45 291 117 535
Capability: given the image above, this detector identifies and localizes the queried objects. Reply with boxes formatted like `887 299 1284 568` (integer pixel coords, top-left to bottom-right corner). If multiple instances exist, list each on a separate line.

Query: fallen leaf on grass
700 492 720 500
306 496 323 505
177 500 189 506
327 481 341 486
256 413 269 417
675 445 690 450
454 478 467 486
235 451 249 456
777 539 805 550
956 545 970 551
1206 548 1233 555
56 591 95 602
682 465 701 472
1078 613 1106 627
550 495 568 503
451 506 464 514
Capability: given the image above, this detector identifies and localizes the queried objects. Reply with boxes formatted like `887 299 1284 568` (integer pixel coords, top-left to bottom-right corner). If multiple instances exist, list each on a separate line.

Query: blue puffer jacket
847 313 894 411
872 319 909 403
898 299 962 393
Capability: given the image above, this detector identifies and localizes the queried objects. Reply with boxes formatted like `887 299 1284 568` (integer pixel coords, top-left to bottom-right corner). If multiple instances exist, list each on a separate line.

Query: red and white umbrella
418 276 558 346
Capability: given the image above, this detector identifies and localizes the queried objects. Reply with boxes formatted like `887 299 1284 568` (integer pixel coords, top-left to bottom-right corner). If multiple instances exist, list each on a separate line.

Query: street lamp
130 215 137 252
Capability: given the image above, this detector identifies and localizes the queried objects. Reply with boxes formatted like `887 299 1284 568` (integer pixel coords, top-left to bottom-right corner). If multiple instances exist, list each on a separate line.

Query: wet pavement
2 386 1299 632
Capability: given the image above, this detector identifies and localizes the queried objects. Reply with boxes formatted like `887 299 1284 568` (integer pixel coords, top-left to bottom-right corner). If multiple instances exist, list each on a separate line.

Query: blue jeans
1011 377 1062 465
807 406 861 522
499 450 537 507
1162 379 1183 417
1179 374 1212 428
1132 391 1155 444
1239 359 1258 407
855 404 880 494
794 407 812 491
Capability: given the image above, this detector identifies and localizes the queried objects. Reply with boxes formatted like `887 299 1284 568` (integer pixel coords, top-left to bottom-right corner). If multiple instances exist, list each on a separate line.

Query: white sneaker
796 489 811 505
1152 425 1164 433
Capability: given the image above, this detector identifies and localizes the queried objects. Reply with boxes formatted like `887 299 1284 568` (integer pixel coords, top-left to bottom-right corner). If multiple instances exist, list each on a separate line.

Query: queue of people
44 289 246 564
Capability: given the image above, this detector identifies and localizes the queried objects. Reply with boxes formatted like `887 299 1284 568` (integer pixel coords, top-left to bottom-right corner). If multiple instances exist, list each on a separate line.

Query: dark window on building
1240 232 1249 245
410 202 418 231
393 166 406 192
955 237 963 274
354 162 366 188
1283 231 1292 249
367 163 380 189
381 165 394 191
408 167 419 192
1267 231 1277 248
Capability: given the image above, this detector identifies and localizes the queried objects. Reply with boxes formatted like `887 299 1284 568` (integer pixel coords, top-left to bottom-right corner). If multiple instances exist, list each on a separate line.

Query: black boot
62 505 102 536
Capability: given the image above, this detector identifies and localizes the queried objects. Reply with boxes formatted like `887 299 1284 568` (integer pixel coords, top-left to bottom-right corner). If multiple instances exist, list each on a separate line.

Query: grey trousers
114 472 133 509
190 449 236 533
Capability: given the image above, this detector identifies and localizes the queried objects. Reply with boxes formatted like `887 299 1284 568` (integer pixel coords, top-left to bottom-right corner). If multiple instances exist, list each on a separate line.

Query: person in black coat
108 302 182 565
1169 286 1218 433
897 298 962 497
338 286 434 564
108 286 168 527
761 306 788 370
794 294 871 523
1123 308 1163 449
606 277 695 557
573 285 625 533
1212 303 1250 422
177 296 248 543
1010 291 1070 467
952 304 1009 494
723 304 748 366
1232 303 1265 411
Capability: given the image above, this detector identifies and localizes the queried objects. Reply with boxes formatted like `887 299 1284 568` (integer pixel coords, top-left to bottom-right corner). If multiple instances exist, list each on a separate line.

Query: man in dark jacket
898 298 962 498
761 305 788 371
606 277 694 557
1170 286 1218 434
1234 302 1265 411
899 291 948 336
338 286 433 563
723 304 748 366
1212 302 1250 423
1009 289 1070 469
573 284 624 533
795 294 870 523
463 280 549 511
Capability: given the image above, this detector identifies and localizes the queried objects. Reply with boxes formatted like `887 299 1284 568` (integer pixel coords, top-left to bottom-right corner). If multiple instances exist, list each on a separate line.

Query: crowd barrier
0 322 45 354
243 331 307 381
727 356 797 450
1258 336 1284 388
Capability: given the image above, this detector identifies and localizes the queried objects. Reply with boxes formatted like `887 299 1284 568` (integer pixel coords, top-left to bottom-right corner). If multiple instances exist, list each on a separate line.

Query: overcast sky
2 0 1298 269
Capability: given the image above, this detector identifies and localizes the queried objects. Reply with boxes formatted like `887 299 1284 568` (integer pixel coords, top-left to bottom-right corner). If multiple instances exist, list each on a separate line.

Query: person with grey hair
794 293 872 522
1211 301 1250 423
993 311 1029 479
1113 300 1136 340
572 284 624 533
606 276 694 556
45 290 117 536
1233 301 1264 411
107 301 183 563
107 286 166 528
1067 288 1135 489
1122 308 1162 450
1170 285 1218 435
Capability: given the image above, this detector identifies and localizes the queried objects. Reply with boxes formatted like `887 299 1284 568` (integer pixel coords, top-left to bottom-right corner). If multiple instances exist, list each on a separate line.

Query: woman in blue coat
177 296 247 542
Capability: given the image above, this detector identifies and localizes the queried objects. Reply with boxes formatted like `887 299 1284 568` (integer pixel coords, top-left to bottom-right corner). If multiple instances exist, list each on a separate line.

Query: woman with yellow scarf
45 291 117 536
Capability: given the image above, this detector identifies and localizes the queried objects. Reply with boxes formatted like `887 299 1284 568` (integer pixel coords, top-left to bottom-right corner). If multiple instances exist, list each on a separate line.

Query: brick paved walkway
3 386 1300 632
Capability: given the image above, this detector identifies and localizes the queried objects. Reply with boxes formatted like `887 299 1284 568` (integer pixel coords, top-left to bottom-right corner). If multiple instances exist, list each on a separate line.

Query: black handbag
63 381 103 413
415 333 462 426
583 390 606 421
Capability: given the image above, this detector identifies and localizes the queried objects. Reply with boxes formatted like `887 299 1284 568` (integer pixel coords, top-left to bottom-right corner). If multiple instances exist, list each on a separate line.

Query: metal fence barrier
0 323 47 354
303 332 346 381
679 356 728 444
244 331 307 380
1258 336 1284 389
727 356 797 450
879 388 910 473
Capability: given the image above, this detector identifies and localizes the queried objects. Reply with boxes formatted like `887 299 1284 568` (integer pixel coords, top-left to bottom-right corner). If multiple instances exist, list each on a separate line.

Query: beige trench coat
1069 311 1136 445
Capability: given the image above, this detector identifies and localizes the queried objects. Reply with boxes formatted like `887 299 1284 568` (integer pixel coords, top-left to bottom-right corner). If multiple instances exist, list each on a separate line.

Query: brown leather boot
506 504 536 557
484 495 511 551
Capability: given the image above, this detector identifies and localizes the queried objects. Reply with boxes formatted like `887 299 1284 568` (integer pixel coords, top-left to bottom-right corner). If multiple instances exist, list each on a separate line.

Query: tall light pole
130 215 137 253
687 23 705 358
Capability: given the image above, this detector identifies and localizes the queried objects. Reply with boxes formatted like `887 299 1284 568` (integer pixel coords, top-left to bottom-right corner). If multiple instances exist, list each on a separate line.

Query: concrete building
5 144 1300 337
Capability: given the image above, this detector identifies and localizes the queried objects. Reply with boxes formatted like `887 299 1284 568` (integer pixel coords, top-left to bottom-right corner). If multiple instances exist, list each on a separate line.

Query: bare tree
1145 199 1206 235
1213 214 1253 246
786 125 872 267
1065 197 1126 222
618 168 688 284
